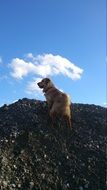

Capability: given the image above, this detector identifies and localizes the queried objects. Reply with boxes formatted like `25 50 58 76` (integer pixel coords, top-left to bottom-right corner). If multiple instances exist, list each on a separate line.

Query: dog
37 78 71 128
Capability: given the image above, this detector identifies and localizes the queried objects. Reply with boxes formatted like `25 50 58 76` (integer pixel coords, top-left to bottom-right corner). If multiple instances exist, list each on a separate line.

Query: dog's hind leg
64 115 72 129
49 111 56 127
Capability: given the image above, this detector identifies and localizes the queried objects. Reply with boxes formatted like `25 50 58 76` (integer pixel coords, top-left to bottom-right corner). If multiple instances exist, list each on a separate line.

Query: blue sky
0 0 106 107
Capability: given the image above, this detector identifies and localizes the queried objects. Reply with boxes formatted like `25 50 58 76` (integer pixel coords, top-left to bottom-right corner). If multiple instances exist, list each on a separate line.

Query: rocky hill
0 98 106 190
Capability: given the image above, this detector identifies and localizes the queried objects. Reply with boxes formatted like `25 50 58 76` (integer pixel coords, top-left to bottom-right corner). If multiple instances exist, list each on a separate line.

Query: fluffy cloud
26 77 43 96
10 58 36 79
10 53 83 95
10 53 83 80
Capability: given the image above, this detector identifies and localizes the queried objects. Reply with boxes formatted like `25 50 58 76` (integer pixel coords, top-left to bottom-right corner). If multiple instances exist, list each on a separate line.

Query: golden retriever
37 78 71 128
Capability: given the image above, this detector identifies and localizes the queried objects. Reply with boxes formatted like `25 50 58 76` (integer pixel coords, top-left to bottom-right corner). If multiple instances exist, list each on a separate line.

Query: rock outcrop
0 98 106 190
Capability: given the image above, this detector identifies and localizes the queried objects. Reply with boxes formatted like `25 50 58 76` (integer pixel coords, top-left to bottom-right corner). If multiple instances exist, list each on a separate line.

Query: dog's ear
45 78 50 83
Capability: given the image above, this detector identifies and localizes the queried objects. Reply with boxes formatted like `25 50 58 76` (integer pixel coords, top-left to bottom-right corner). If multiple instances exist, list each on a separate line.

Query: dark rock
0 98 106 190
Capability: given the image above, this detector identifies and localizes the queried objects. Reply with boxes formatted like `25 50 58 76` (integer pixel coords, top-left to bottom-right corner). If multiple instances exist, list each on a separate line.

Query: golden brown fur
37 78 71 128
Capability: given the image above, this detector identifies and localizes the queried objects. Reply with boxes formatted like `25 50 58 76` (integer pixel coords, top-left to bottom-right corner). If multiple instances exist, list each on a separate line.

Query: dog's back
45 87 71 117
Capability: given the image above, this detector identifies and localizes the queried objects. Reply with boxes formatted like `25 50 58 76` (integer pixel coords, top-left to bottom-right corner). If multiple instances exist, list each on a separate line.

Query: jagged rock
0 98 106 190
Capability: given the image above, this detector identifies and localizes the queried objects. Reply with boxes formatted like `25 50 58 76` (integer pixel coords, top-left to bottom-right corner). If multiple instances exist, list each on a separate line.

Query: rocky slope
0 98 106 190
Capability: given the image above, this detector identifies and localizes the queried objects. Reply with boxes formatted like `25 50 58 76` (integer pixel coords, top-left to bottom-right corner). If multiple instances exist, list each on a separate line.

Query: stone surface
0 98 106 190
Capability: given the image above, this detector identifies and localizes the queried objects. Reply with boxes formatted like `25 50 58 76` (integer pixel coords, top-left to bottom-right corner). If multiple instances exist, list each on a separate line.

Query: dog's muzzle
37 82 43 88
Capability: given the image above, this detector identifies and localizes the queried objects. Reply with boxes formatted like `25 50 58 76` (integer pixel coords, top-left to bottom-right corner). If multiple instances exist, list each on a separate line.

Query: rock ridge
0 98 106 190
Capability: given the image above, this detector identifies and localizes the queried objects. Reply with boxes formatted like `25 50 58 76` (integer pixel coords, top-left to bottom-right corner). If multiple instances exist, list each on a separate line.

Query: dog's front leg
49 110 56 127
47 101 53 110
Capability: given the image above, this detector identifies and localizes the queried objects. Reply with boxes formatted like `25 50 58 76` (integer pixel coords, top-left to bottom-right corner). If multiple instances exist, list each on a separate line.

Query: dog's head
37 78 54 92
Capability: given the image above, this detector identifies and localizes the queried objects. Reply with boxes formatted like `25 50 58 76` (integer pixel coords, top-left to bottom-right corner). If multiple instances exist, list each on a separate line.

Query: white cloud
9 53 83 95
26 53 34 59
10 58 36 79
102 102 107 108
10 53 83 80
26 77 43 96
